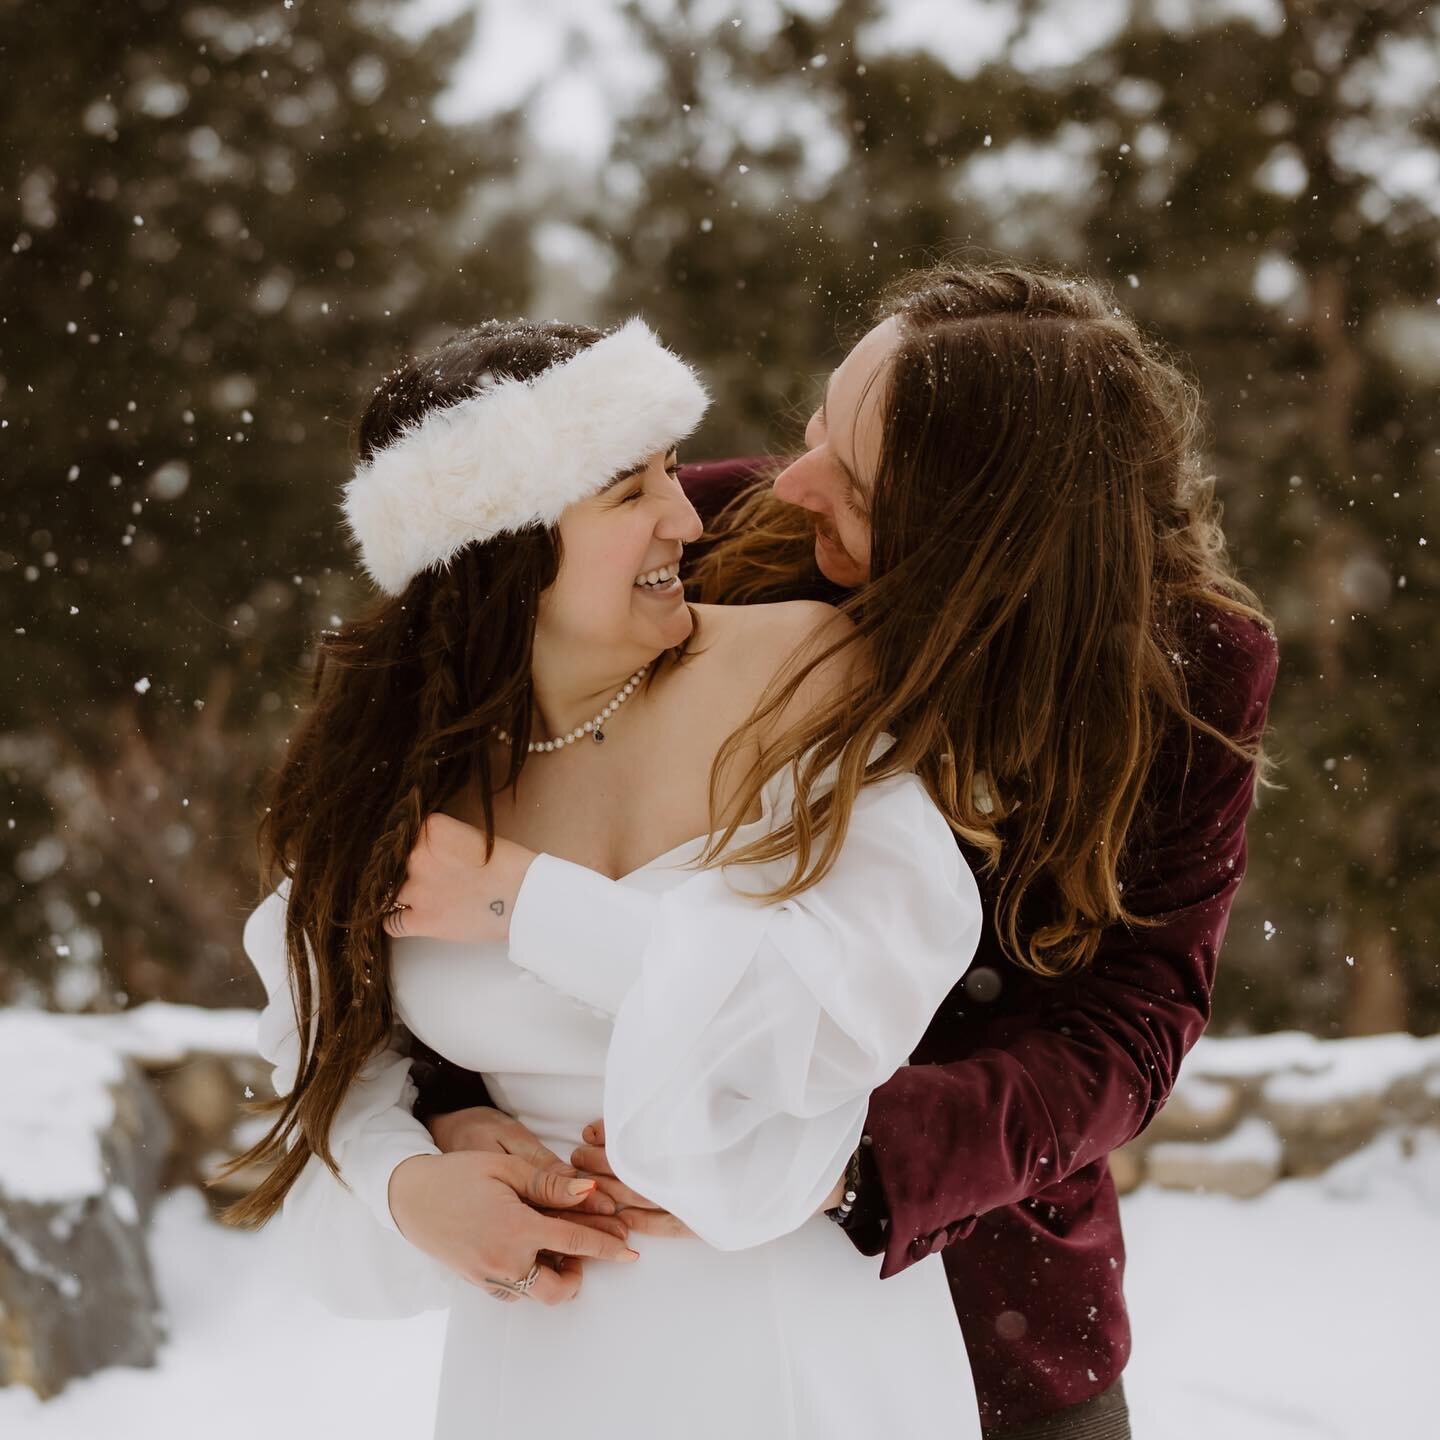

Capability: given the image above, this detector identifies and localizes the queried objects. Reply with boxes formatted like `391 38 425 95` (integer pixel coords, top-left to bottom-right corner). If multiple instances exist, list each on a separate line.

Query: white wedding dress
245 757 983 1439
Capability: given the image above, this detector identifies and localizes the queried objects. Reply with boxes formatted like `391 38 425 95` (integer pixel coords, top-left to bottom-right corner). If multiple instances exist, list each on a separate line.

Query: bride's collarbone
481 718 762 882
473 611 794 875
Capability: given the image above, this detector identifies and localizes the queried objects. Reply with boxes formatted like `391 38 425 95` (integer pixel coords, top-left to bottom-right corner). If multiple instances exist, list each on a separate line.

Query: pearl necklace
496 664 650 753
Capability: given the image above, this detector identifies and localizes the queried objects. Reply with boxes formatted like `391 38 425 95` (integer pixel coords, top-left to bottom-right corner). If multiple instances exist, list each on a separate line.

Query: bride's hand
382 814 536 944
571 1120 698 1239
387 1150 639 1305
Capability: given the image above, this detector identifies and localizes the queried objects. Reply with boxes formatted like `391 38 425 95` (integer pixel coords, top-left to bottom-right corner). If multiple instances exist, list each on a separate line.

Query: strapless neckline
542 775 777 885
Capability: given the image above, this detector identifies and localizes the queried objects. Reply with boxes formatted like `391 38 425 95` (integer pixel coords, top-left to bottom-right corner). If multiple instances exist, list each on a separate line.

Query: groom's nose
772 451 835 517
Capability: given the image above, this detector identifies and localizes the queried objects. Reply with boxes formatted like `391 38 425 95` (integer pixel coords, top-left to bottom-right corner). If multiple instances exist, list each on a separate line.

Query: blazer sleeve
243 884 451 1317
506 767 983 1251
846 617 1279 1278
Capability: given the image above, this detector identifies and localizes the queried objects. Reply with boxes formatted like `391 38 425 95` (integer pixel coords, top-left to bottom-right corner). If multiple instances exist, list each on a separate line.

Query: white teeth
634 563 678 588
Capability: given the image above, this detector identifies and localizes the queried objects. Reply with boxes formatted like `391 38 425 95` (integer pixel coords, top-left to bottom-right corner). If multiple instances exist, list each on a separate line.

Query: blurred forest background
2 0 1436 1037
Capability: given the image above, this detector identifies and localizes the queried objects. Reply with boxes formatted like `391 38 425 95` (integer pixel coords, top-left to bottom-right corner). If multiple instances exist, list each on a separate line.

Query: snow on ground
1123 1182 1437 1439
2 1168 1434 1439
0 1188 446 1440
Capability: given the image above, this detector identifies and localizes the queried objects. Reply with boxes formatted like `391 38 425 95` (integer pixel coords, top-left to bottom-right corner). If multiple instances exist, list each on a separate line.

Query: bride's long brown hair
221 318 705 1226
691 261 1272 978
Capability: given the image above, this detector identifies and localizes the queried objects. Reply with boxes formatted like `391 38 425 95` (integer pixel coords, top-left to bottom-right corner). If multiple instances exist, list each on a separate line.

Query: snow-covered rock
1254 1033 1440 1172
1115 1031 1440 1197
0 1013 173 1398
33 1004 271 1200
1187 1030 1440 1102
1146 1116 1284 1198
45 1001 260 1065
1145 1073 1241 1143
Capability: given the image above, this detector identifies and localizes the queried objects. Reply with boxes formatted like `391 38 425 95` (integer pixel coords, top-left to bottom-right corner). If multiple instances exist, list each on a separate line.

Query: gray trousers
984 1379 1131 1440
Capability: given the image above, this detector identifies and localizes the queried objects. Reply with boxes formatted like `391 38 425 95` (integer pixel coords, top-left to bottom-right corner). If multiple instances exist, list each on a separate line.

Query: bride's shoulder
692 599 855 661
689 601 864 723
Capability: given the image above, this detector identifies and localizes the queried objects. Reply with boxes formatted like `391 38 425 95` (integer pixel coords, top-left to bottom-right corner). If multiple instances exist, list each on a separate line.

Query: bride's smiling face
539 447 704 655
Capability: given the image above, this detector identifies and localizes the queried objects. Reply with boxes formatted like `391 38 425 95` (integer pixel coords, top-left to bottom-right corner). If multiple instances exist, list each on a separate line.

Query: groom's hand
574 1119 849 1224
427 1104 617 1216
571 1120 698 1239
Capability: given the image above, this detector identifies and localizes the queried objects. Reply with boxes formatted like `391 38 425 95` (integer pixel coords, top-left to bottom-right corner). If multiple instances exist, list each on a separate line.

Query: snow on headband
340 317 710 595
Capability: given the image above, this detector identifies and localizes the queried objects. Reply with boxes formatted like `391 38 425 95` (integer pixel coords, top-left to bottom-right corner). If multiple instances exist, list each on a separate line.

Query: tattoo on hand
489 900 505 917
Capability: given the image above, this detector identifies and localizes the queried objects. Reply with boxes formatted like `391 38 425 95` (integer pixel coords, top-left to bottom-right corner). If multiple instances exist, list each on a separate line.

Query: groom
386 292 1277 1437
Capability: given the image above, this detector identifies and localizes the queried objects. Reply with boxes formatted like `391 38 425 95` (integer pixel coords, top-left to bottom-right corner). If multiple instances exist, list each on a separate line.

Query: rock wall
1110 1031 1440 1199
2 1007 1437 1399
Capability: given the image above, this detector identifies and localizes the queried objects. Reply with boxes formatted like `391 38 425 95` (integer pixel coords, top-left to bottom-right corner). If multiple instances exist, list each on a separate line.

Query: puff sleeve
507 766 981 1251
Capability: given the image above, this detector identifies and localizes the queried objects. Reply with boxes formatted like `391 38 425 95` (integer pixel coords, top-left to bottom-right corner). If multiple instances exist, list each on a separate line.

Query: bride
230 316 984 1437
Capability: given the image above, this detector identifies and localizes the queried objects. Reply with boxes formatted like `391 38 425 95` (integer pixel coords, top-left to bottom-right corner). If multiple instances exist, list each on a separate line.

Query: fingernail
623 1248 640 1261
567 1179 596 1197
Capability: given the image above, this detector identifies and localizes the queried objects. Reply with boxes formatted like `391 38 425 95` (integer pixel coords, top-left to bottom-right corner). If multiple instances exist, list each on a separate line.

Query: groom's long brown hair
691 261 1272 979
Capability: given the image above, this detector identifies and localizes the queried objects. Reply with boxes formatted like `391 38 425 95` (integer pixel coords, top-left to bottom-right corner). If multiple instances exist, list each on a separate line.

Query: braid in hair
345 571 473 1057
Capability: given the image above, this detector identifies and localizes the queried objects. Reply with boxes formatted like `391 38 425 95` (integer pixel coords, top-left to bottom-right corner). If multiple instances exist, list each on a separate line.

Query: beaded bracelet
825 1144 865 1228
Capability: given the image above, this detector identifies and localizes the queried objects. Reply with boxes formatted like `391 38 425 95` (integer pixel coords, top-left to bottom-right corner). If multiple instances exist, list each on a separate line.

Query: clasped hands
392 1095 846 1312
388 1107 696 1307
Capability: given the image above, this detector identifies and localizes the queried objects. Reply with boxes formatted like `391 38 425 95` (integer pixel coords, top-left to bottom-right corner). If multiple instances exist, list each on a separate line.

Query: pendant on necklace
592 728 605 744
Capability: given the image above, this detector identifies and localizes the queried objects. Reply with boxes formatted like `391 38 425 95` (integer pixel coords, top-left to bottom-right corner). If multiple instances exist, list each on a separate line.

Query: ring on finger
482 1262 542 1298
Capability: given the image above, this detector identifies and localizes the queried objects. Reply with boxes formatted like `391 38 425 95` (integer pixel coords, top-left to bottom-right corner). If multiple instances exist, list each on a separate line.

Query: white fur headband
341 317 710 595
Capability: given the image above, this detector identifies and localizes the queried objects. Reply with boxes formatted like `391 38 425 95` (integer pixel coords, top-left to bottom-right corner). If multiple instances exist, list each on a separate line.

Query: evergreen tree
1 0 531 1006
7 0 1432 1033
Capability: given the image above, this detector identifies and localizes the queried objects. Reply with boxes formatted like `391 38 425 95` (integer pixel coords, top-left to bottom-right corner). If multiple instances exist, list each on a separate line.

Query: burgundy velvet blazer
409 458 1279 1430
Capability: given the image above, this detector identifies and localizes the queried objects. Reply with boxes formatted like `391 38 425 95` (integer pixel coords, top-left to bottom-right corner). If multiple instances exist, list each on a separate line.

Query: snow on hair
341 317 710 595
